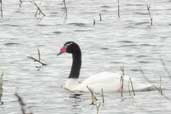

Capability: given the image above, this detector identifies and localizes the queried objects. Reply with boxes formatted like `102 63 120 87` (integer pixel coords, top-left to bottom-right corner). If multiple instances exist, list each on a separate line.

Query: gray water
0 0 171 114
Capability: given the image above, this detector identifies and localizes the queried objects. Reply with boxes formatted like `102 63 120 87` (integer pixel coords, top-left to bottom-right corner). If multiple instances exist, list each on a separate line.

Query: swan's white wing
75 72 124 92
74 72 154 92
81 72 121 84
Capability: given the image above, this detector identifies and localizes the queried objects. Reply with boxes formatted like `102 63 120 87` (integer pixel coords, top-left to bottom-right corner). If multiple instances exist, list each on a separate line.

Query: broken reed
28 48 47 66
87 86 97 105
0 72 3 104
0 0 3 18
146 2 153 25
32 0 46 17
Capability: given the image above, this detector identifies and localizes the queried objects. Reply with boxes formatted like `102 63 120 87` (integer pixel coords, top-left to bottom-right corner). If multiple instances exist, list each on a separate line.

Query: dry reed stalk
160 57 171 79
95 102 101 114
27 56 47 66
15 92 33 114
19 0 23 7
146 1 153 25
117 0 120 18
0 72 3 104
99 13 102 21
15 92 26 114
0 0 3 18
120 75 124 97
63 0 68 21
93 19 96 26
129 78 135 96
28 49 47 66
87 86 97 105
37 48 40 61
101 88 104 104
139 66 171 101
128 82 131 96
159 75 163 95
120 65 125 97
32 0 46 17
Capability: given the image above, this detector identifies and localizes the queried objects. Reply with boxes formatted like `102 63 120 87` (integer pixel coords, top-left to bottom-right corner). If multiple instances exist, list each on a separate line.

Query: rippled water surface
0 0 171 114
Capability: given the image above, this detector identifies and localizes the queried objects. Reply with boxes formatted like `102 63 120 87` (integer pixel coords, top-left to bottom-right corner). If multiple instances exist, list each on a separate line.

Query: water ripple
4 42 21 46
68 23 88 27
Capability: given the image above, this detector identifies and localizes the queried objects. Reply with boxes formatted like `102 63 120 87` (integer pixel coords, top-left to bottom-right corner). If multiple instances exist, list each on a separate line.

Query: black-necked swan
57 41 155 93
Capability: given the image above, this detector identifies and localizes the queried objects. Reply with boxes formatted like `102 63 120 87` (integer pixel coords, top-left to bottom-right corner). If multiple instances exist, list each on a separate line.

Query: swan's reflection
67 93 86 114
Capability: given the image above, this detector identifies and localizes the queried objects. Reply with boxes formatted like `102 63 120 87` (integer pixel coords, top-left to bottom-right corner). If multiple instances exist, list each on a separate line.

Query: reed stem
19 0 23 7
146 1 153 25
15 92 33 114
87 86 97 105
128 82 131 96
120 65 125 97
0 72 3 104
139 66 171 101
99 13 102 21
96 103 101 114
0 0 3 18
37 48 41 61
93 19 96 26
117 0 120 18
129 78 135 96
63 0 68 21
159 75 163 95
15 92 26 114
160 57 171 79
101 88 104 104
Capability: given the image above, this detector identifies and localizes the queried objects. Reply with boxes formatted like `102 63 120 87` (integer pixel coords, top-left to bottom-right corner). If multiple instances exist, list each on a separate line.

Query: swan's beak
57 52 62 56
57 47 66 56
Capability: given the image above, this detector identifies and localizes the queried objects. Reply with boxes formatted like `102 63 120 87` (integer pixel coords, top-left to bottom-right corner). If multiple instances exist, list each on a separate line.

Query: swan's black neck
69 50 81 79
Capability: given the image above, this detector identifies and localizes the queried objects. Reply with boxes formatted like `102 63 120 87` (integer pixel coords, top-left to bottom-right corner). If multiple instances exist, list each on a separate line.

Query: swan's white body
59 42 155 93
64 72 154 93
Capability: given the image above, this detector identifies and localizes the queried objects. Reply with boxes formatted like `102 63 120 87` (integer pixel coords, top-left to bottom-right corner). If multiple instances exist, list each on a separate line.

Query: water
0 0 171 114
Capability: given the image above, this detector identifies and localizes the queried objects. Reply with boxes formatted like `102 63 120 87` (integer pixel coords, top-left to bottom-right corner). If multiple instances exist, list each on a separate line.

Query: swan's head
57 41 81 56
